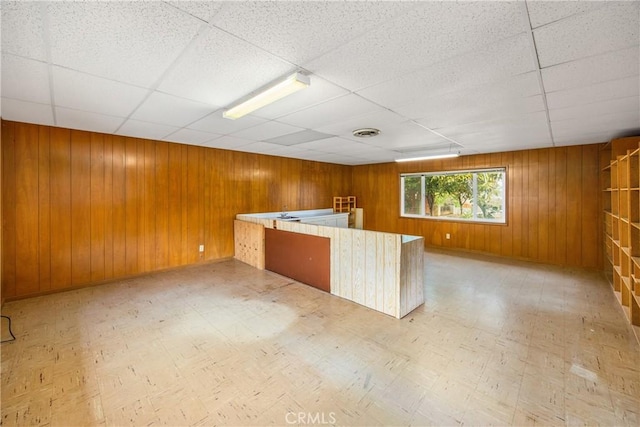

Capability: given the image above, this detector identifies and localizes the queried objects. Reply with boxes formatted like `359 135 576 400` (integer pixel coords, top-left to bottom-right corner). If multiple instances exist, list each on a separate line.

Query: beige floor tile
1 248 638 426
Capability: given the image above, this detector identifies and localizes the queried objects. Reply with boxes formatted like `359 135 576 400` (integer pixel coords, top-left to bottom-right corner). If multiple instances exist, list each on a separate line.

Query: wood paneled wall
351 145 603 269
1 120 352 299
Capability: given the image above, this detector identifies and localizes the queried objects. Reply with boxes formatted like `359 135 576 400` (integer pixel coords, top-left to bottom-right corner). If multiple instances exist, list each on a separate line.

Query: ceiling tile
526 1 610 29
163 128 221 145
157 25 293 106
396 72 543 122
188 110 267 135
315 109 407 137
276 94 383 129
546 77 639 110
231 121 304 141
48 1 202 87
238 142 290 156
251 76 349 120
415 95 546 129
305 1 526 90
1 97 54 125
131 92 216 128
265 130 334 146
200 135 254 150
359 33 537 109
210 1 419 65
1 54 50 104
358 121 454 151
553 131 614 146
116 119 179 140
52 67 149 117
55 107 124 134
533 2 639 68
549 97 639 123
541 47 639 92
551 110 640 139
166 1 225 23
1 1 47 61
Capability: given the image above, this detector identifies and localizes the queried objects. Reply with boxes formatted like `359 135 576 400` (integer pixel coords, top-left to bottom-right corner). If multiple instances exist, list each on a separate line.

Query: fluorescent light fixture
223 72 310 120
395 152 459 162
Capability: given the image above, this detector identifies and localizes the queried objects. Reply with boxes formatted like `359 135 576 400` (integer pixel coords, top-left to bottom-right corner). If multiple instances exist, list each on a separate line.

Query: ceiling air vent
352 128 380 138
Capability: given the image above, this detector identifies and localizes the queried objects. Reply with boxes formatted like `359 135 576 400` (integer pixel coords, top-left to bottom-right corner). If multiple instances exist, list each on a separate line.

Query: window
401 168 506 223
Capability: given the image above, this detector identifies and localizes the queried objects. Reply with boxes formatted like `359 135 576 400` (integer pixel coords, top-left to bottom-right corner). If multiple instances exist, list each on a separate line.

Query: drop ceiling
1 1 638 165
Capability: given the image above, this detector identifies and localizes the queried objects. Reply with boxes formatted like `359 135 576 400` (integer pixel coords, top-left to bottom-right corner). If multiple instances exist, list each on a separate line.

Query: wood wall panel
49 127 72 290
1 120 352 298
352 144 604 269
14 124 39 295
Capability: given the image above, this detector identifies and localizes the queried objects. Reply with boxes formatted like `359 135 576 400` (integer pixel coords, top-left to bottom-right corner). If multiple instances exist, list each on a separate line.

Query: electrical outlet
199 244 205 252
445 233 451 239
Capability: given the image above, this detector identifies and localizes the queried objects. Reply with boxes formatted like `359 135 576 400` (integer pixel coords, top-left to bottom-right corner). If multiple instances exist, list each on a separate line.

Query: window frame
400 167 508 225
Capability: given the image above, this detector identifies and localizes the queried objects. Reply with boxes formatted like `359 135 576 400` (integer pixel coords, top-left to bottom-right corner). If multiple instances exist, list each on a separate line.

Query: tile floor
1 248 639 426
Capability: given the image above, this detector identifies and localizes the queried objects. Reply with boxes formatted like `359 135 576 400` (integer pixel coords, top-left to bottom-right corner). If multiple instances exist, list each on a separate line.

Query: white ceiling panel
200 135 255 151
55 107 124 134
396 72 543 122
265 130 334 146
305 1 526 90
116 119 179 140
52 67 149 117
358 121 454 151
554 131 614 147
188 111 267 135
231 121 305 142
533 2 639 68
158 25 294 106
359 33 537 109
210 1 419 65
315 109 407 137
551 110 640 139
546 77 639 110
166 1 226 23
1 1 46 61
238 142 290 156
2 1 639 165
541 46 640 93
1 97 54 126
163 128 221 146
48 2 202 87
415 95 546 130
251 76 349 120
277 94 383 129
131 92 216 128
1 54 50 104
549 97 639 123
526 1 609 29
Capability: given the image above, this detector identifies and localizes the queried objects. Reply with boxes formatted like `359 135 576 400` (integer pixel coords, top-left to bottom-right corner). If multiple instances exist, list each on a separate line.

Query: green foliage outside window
401 168 506 223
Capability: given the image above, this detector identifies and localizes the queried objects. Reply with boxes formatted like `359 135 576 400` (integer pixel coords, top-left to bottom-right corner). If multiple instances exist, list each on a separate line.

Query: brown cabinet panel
265 228 330 293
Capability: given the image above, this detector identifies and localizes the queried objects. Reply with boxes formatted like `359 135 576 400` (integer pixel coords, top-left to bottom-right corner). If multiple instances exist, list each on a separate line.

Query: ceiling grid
1 1 638 164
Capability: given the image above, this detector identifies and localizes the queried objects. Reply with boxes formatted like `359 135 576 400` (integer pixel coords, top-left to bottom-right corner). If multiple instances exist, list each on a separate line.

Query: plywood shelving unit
333 196 356 228
603 136 640 340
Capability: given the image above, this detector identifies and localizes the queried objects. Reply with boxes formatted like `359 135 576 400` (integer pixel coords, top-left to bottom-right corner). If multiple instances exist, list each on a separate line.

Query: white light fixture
395 152 459 162
223 72 310 120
